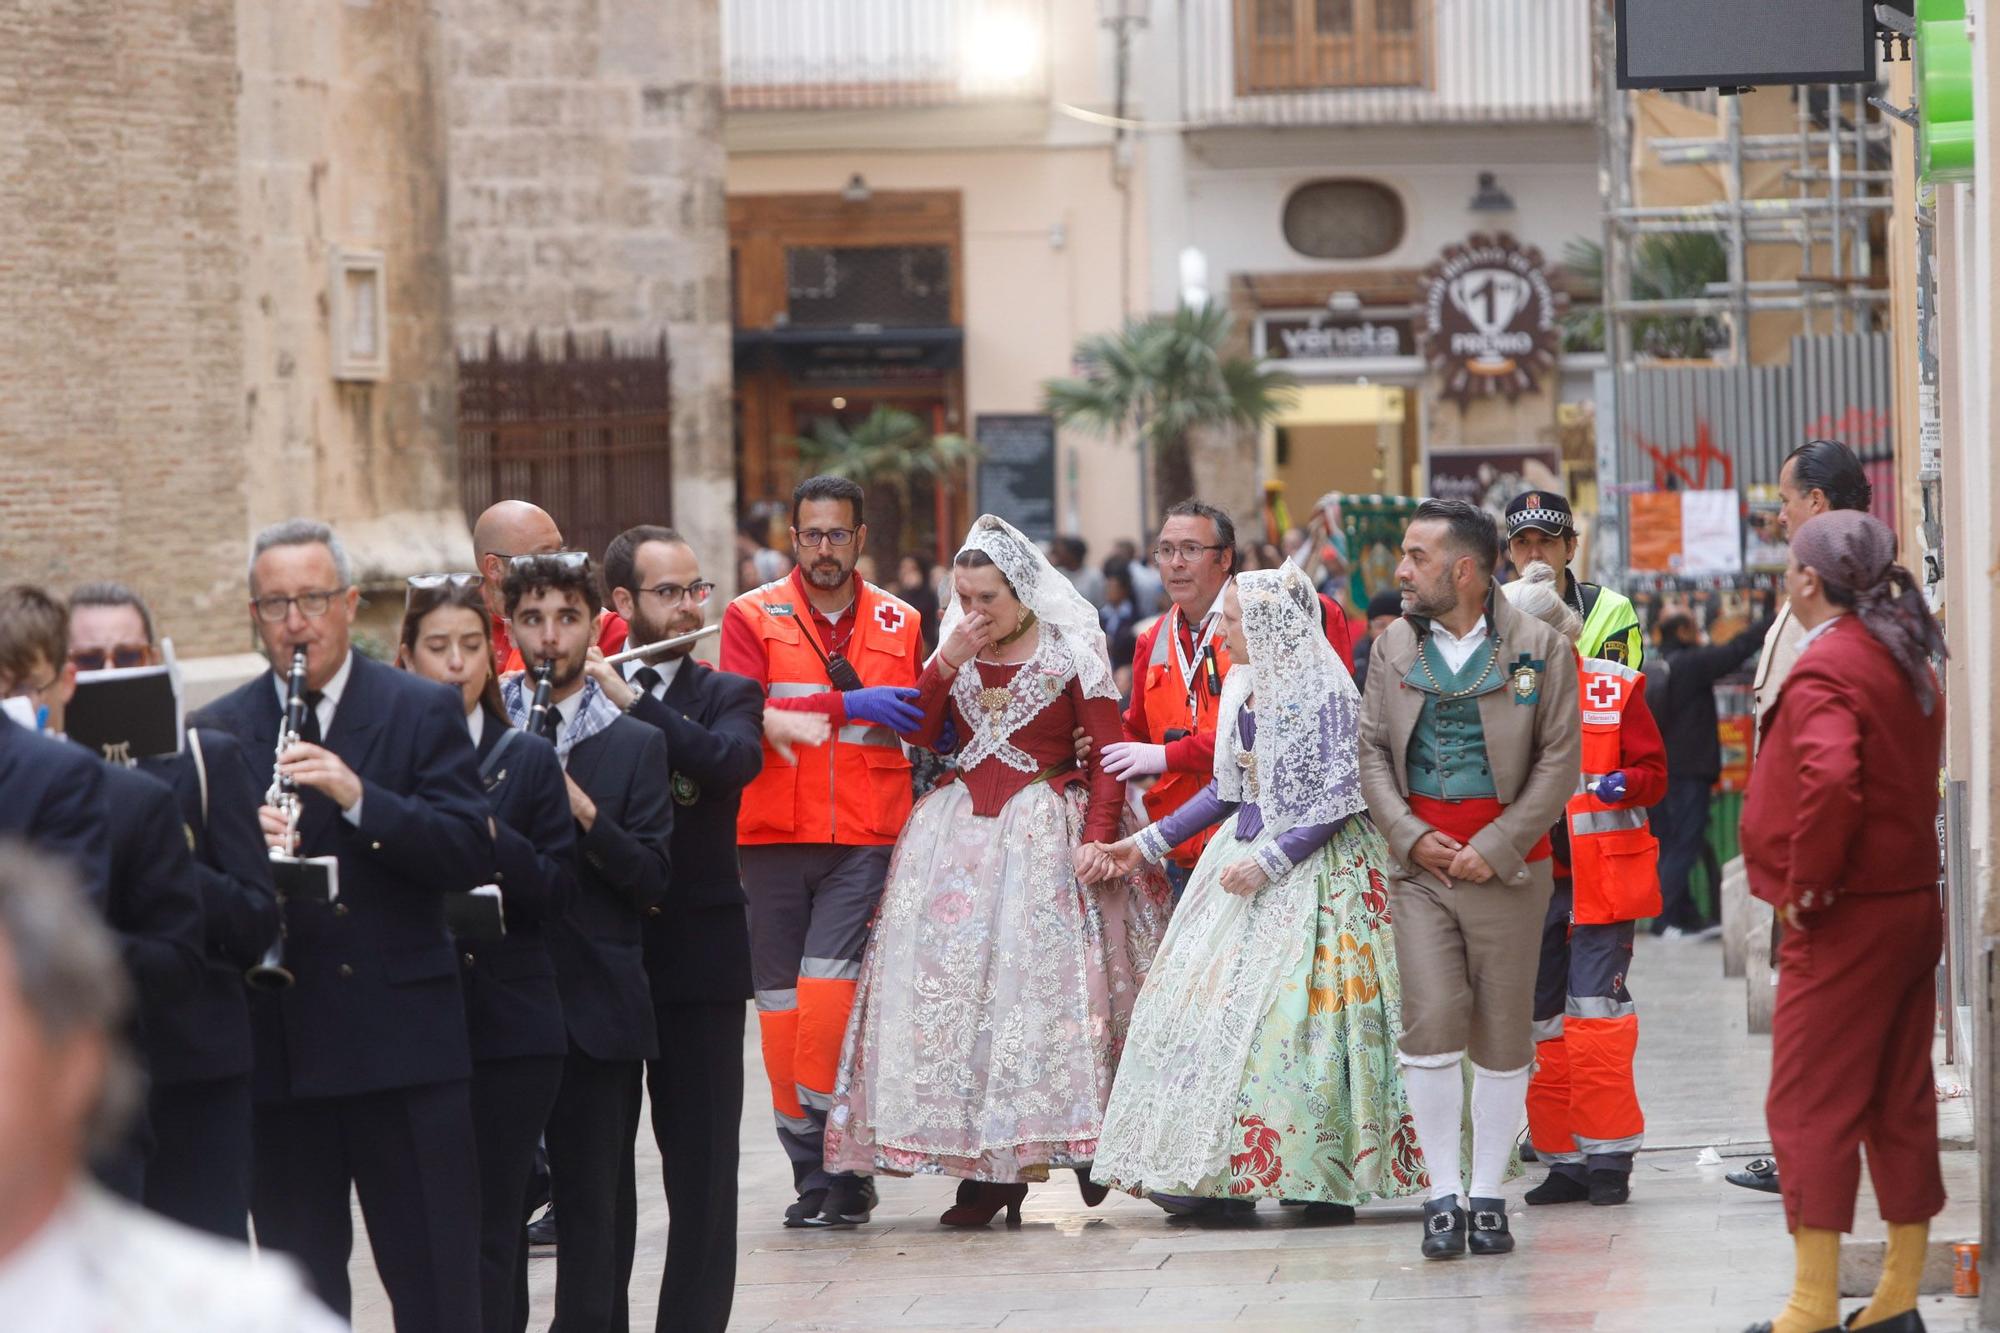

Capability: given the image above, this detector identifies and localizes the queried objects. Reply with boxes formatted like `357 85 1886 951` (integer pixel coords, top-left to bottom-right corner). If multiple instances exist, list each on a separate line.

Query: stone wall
0 0 251 655
237 0 470 585
443 0 735 591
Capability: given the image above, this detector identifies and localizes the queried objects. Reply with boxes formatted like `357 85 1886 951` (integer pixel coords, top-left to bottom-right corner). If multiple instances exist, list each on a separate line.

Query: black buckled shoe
1845 1309 1928 1331
1726 1157 1782 1194
1466 1197 1514 1255
1420 1195 1466 1259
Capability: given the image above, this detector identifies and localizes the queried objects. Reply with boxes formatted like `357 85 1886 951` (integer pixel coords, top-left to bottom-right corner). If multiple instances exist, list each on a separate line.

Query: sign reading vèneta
1420 232 1565 407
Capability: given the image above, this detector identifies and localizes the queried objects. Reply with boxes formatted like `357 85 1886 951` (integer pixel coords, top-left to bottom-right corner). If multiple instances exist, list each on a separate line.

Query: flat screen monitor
1617 0 1875 90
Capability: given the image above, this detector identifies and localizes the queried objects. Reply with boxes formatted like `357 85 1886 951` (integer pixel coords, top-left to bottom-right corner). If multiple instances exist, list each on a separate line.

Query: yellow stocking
1854 1220 1928 1327
1770 1226 1842 1333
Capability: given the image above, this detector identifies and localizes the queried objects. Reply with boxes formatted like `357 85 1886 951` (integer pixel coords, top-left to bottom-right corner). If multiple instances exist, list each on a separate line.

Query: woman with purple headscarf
1739 509 1947 1333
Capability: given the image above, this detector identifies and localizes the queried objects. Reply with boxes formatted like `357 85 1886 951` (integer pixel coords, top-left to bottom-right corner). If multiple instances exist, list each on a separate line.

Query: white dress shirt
1429 615 1492 675
621 651 685 701
465 704 485 748
270 651 364 826
0 1182 346 1332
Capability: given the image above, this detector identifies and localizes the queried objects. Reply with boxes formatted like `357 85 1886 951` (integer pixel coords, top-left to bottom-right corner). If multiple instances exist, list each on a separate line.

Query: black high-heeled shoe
940 1182 1028 1228
1074 1166 1110 1208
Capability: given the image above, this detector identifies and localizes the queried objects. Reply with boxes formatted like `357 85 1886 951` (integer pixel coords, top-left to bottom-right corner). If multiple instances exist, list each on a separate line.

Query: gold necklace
1413 630 1501 699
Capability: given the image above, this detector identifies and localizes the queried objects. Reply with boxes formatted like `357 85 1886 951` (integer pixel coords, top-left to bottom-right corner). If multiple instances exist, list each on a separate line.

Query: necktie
633 667 662 698
299 690 325 746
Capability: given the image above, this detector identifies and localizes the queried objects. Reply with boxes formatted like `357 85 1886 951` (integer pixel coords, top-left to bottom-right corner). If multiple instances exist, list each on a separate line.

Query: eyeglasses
639 580 715 605
508 551 591 576
406 572 483 607
251 588 348 622
795 528 856 549
1153 542 1229 565
69 646 149 672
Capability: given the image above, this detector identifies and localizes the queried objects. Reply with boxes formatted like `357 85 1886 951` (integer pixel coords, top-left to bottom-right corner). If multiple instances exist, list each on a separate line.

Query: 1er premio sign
1617 0 1875 89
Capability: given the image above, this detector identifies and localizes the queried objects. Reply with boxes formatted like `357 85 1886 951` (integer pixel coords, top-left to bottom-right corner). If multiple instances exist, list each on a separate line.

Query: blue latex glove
844 685 924 733
934 714 959 755
1592 770 1628 804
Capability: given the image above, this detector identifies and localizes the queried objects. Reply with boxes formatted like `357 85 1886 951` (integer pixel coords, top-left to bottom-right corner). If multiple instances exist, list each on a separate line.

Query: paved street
350 935 1980 1332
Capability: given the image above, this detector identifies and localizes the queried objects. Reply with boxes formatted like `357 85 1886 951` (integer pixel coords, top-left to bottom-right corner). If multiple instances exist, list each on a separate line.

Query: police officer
1503 491 1643 667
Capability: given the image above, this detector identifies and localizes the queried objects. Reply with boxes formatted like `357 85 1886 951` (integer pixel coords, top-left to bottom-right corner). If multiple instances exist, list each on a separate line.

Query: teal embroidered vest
1404 631 1504 800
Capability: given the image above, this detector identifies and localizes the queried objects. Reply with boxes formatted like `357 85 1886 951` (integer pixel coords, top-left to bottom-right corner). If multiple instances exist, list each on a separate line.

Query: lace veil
934 514 1120 702
1212 563 1365 833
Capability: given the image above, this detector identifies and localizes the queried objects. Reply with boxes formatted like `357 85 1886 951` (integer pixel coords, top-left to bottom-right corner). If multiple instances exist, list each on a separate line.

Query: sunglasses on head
405 572 483 607
69 646 148 672
508 551 590 577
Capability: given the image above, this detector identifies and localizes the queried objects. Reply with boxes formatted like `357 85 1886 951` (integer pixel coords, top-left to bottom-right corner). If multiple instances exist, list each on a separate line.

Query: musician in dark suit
0 588 110 901
191 520 491 1332
499 552 671 1333
398 573 575 1333
0 586 208 1202
588 526 761 1333
70 582 281 1239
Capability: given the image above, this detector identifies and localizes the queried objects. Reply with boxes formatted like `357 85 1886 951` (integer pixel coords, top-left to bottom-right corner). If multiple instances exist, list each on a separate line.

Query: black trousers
1653 776 1715 930
546 1047 643 1333
470 1055 564 1333
145 1073 253 1240
252 1080 481 1332
635 1003 745 1333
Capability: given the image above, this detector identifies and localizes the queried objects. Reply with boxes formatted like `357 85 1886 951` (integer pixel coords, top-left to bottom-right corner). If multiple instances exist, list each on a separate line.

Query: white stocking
1400 1053 1465 1203
1470 1061 1531 1200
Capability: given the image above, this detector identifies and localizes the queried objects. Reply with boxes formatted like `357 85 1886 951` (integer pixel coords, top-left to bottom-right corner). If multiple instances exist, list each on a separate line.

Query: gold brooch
978 686 1012 716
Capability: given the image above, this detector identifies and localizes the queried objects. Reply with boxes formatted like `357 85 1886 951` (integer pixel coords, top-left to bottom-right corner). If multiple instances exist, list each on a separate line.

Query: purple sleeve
1272 814 1353 867
1149 781 1237 849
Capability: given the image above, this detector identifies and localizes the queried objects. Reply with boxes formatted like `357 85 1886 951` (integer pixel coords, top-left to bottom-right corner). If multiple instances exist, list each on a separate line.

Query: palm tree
1563 234 1728 360
1043 303 1296 515
794 405 978 564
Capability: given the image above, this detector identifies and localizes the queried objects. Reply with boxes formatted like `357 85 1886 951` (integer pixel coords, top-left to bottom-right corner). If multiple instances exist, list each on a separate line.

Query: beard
803 555 852 591
1401 577 1458 621
629 607 704 660
547 646 589 691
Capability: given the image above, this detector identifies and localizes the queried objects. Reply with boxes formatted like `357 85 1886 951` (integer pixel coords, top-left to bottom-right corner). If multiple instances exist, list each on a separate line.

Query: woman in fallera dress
1083 562 1434 1219
822 515 1171 1226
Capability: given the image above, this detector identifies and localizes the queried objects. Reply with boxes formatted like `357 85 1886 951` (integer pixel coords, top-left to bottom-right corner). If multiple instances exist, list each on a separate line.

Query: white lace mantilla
1213 564 1366 835
934 514 1120 704
950 632 1076 774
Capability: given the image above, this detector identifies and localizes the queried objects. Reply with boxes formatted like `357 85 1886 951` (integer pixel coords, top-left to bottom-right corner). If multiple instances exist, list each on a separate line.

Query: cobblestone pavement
351 934 1982 1331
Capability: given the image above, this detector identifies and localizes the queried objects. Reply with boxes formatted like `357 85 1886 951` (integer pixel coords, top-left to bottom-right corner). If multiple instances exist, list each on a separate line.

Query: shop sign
1420 232 1564 406
1260 313 1412 361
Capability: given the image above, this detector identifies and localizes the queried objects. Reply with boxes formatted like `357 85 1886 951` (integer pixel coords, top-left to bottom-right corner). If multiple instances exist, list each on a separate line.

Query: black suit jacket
0 713 110 901
138 730 280 1085
626 661 761 1005
192 653 492 1101
97 761 207 1030
462 712 572 1063
552 712 671 1062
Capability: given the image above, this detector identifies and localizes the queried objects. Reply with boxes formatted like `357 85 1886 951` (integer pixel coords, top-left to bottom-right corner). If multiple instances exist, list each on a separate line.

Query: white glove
1100 741 1169 779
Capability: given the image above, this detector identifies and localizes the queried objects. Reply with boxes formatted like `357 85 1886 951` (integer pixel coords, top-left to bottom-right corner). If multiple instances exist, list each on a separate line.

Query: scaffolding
1591 5 1895 361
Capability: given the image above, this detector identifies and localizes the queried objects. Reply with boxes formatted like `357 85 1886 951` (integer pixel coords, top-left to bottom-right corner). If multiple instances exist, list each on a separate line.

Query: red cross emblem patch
1585 674 1621 711
874 603 907 635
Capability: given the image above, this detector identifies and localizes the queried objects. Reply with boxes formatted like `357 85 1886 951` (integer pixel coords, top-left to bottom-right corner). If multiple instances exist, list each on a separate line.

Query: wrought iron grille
784 245 953 328
457 331 674 565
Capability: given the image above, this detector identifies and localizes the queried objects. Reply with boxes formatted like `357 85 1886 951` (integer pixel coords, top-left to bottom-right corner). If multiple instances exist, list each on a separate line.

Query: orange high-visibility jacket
732 577 921 846
1133 607 1233 867
1565 657 1665 925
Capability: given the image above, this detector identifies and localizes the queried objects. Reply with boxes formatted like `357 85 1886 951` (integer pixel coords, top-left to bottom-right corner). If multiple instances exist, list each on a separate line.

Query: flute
603 624 722 667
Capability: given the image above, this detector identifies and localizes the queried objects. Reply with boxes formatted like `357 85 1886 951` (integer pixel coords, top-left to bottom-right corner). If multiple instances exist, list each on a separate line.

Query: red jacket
1742 616 1944 913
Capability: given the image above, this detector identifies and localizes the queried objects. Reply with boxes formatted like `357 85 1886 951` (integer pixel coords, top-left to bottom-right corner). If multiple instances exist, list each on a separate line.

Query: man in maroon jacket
1741 510 1947 1333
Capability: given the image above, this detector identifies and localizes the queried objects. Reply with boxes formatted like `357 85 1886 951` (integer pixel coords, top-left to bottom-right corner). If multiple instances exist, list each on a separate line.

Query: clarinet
527 658 555 736
246 648 309 991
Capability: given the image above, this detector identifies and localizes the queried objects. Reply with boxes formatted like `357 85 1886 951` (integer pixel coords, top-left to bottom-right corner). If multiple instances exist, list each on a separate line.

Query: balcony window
1236 0 1429 92
784 245 953 328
